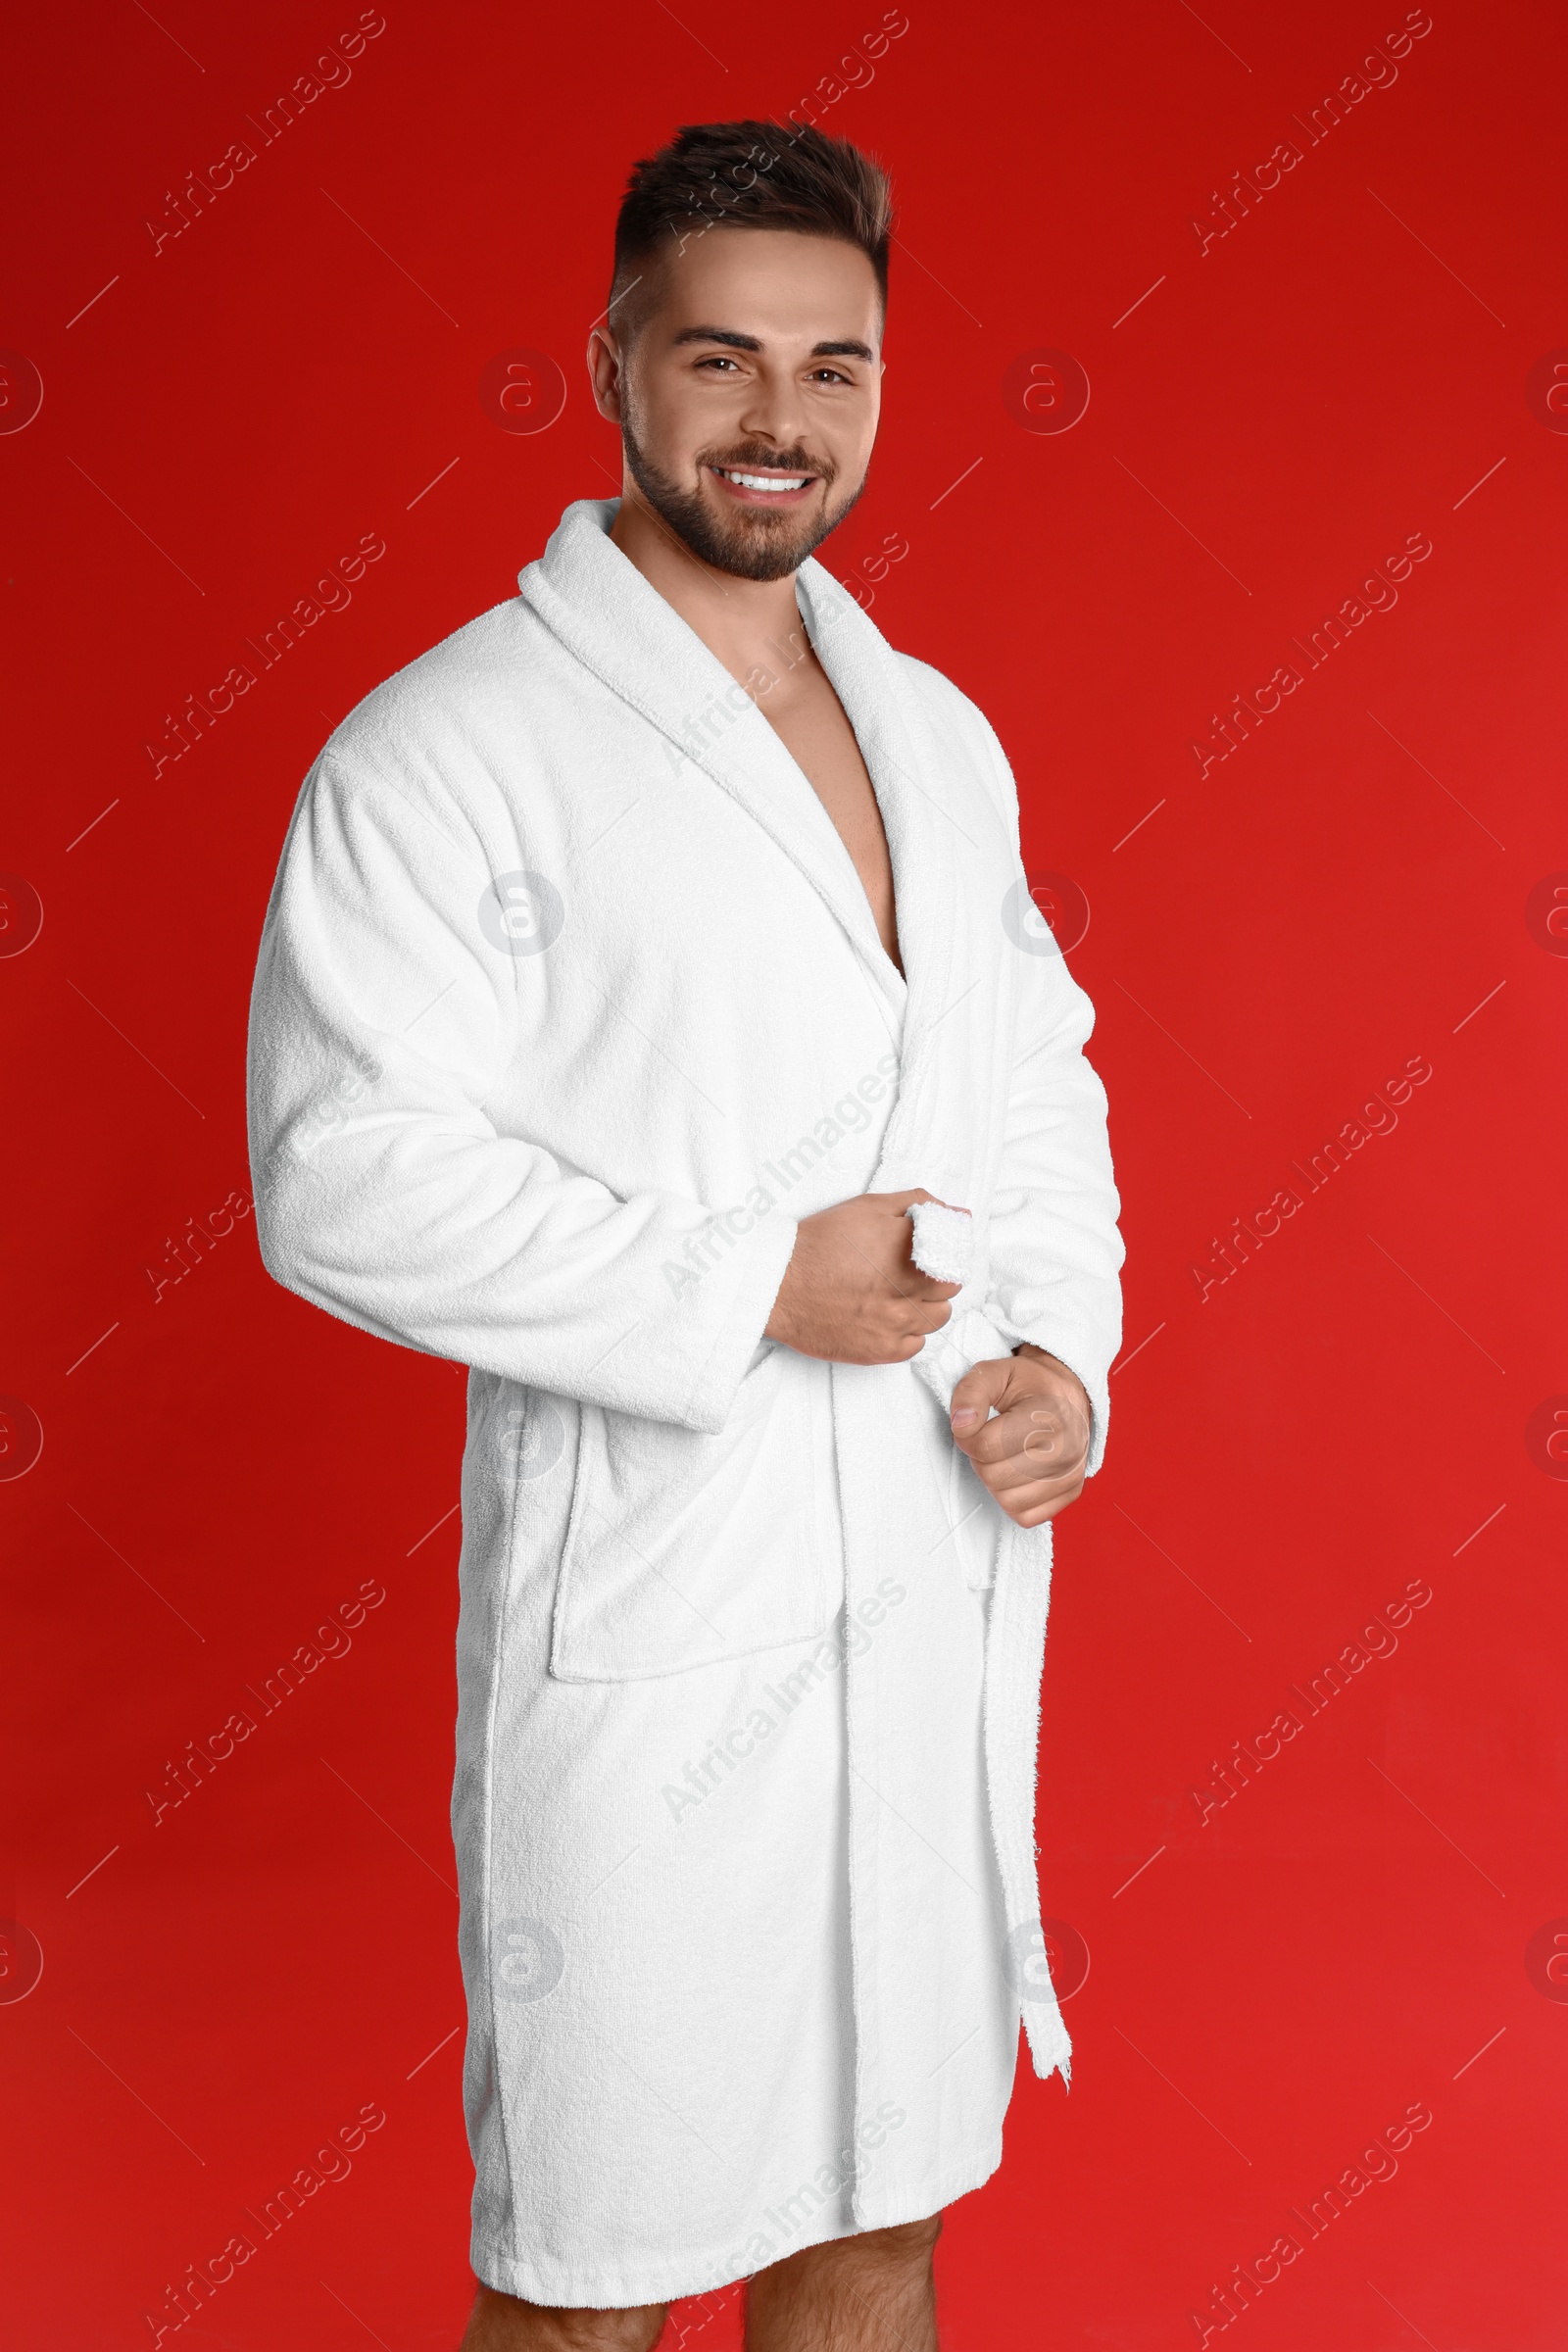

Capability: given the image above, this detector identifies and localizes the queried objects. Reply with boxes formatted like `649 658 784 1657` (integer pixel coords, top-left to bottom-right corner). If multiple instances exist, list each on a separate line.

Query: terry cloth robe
245 496 1124 2309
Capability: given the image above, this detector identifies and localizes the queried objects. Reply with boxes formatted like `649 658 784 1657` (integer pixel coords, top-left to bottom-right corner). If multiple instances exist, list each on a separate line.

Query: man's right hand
763 1189 963 1366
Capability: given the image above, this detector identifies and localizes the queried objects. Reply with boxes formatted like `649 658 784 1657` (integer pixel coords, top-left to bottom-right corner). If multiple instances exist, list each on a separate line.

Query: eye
696 354 741 372
808 367 853 385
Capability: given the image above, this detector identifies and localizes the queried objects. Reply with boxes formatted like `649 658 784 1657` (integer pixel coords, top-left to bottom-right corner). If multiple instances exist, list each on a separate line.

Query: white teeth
722 470 808 492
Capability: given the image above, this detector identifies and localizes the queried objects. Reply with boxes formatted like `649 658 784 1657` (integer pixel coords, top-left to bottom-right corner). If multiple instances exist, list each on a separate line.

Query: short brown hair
609 120 894 331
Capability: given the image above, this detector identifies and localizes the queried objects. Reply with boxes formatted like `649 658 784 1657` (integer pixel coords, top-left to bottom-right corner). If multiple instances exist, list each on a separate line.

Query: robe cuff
1014 1335 1108 1479
984 1309 1111 1478
682 1210 803 1433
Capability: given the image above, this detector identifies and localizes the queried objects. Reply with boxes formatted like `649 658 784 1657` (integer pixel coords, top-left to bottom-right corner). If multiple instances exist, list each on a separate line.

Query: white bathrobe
246 496 1123 2308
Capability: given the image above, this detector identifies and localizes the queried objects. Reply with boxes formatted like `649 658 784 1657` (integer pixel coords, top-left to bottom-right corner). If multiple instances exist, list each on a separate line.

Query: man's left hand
949 1347 1092 1529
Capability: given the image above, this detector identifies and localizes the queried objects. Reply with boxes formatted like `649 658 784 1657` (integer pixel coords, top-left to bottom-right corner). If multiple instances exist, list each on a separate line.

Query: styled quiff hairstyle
609 120 895 335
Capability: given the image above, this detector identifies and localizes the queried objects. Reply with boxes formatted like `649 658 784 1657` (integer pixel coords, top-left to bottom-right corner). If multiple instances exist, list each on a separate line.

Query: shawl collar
517 499 963 1073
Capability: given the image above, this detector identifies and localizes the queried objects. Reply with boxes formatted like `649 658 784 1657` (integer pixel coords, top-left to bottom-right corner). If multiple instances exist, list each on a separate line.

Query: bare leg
745 2213 943 2351
457 2280 667 2350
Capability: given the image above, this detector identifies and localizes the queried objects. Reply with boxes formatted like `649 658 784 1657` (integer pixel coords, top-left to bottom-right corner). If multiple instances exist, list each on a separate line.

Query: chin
706 522 825 583
620 418 864 582
682 484 859 583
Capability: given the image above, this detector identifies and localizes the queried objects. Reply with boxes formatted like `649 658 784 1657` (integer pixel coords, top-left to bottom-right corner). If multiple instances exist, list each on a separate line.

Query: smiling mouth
710 465 820 504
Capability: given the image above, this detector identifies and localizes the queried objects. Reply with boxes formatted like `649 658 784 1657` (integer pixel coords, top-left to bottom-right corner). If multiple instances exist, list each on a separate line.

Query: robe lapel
518 499 902 1019
793 557 966 1114
519 501 993 1173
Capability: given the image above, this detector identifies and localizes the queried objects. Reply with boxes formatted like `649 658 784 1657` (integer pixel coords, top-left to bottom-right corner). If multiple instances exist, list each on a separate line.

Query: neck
608 479 814 693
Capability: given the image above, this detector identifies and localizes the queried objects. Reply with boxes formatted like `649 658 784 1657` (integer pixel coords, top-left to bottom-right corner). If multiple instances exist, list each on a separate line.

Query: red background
4 2 1565 2344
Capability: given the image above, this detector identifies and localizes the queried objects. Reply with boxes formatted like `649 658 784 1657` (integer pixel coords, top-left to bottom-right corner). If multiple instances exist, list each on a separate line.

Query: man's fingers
948 1359 1011 1433
955 1397 1086 1467
839 1222 959 1305
836 1241 955 1344
886 1298 955 1348
883 1188 971 1215
962 1407 1071 1463
975 1429 1085 1487
947 1359 1090 1526
986 1460 1084 1506
1008 1493 1075 1528
947 1372 1089 1525
900 1272 962 1302
993 1461 1088 1517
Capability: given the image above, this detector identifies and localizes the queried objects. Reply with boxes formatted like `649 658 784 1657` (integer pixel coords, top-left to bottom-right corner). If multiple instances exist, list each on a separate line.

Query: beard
619 412 867 582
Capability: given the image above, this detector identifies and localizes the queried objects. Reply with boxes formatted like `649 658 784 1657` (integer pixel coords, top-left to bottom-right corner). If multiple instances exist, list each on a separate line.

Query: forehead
640 226 883 349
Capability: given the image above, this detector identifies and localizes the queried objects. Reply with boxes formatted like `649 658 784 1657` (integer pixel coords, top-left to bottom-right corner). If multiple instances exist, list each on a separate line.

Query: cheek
845 399 881 465
632 368 737 454
822 428 877 498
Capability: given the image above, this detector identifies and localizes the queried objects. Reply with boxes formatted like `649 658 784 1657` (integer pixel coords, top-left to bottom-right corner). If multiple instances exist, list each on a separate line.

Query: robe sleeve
245 750 799 1435
970 719 1126 1476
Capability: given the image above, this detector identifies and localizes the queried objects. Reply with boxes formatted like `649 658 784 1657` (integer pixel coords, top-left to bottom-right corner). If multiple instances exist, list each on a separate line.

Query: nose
734 365 810 458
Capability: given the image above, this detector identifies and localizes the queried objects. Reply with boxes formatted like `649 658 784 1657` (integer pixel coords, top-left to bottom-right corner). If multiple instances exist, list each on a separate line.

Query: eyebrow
669 325 876 363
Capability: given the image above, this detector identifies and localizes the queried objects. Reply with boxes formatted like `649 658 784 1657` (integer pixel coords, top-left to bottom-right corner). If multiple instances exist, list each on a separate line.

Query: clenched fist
949 1346 1092 1529
765 1189 961 1365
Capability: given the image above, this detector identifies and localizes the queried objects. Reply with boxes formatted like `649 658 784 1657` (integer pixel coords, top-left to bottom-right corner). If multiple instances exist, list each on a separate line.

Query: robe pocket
548 1344 838 1681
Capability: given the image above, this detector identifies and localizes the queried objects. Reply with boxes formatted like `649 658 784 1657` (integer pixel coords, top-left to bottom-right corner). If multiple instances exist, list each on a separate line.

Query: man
247 119 1123 2351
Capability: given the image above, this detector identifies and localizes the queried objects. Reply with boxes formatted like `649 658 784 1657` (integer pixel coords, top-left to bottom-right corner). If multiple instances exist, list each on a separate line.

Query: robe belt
982 1518 1073 2086
907 1312 1073 2089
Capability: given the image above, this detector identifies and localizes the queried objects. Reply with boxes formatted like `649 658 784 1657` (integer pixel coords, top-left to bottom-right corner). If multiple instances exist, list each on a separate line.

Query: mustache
704 445 834 482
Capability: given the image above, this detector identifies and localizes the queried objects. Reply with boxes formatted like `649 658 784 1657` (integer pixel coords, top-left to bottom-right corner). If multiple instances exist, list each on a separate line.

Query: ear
587 324 624 424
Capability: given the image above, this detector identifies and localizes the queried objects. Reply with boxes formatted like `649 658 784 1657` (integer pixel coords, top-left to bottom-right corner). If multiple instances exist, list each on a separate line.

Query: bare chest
758 663 903 973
